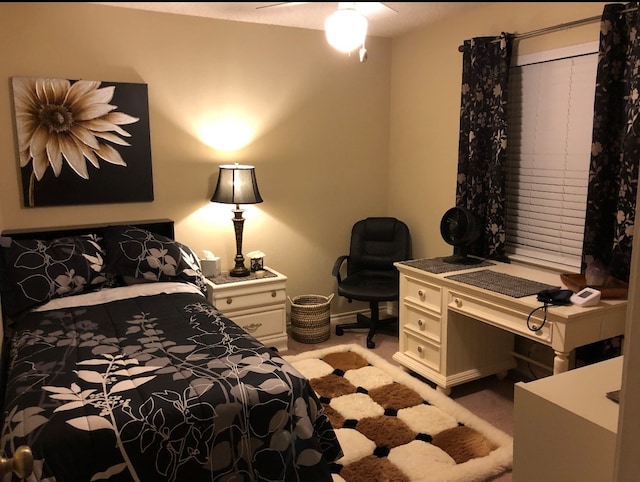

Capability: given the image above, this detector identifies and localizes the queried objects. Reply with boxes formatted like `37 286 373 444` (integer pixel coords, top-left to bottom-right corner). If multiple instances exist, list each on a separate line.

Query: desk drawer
403 275 442 314
448 290 552 343
401 330 441 371
405 303 440 342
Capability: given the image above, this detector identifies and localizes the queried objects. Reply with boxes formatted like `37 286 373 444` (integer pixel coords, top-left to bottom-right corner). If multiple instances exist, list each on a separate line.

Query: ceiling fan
256 2 399 61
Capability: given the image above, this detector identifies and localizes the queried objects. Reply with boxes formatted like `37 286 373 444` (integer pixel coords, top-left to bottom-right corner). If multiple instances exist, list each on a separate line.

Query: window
505 42 598 270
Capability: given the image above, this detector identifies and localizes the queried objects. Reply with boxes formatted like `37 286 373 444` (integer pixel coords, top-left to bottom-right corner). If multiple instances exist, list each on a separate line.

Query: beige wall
0 2 608 313
0 2 392 314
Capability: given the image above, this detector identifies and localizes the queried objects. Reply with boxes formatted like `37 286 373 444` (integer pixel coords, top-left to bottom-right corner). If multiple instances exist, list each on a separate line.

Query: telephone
570 287 601 307
536 289 573 306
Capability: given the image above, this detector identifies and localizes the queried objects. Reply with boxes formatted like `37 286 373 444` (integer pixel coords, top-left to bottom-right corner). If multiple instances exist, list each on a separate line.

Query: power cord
527 344 539 381
528 289 572 331
527 303 549 332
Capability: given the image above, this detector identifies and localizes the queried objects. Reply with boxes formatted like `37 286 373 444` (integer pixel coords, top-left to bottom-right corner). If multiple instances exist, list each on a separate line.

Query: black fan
439 207 482 264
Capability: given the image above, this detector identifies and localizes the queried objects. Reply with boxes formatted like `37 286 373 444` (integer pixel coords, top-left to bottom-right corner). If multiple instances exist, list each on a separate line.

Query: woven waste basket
288 294 334 343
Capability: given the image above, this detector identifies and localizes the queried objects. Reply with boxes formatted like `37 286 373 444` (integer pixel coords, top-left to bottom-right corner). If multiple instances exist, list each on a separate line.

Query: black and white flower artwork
12 77 154 207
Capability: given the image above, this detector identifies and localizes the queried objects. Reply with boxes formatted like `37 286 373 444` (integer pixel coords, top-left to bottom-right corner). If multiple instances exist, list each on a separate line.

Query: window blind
505 44 598 270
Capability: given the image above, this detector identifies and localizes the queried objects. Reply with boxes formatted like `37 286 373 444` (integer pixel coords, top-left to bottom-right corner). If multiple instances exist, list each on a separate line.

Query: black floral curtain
582 2 640 284
456 33 514 260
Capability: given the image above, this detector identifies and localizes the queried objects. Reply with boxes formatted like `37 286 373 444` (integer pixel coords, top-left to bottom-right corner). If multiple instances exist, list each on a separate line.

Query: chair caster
336 326 344 336
366 338 375 349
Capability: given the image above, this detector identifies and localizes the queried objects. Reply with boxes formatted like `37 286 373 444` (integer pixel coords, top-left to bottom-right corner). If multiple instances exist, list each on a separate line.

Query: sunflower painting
12 77 154 207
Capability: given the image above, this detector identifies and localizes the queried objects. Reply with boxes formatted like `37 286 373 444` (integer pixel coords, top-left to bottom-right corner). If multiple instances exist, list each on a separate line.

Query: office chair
332 217 412 348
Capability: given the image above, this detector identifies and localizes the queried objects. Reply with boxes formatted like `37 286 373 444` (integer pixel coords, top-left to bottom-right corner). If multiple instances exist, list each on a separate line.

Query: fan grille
439 207 482 264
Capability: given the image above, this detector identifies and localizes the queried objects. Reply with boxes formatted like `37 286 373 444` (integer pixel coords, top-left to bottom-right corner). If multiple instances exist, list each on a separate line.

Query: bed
0 220 342 481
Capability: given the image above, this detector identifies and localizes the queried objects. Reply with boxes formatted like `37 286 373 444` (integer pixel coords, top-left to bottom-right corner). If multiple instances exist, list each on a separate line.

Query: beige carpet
284 343 513 482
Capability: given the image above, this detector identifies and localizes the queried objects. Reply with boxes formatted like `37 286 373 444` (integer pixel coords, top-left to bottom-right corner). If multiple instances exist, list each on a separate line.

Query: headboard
0 220 176 367
0 219 175 322
1 219 175 241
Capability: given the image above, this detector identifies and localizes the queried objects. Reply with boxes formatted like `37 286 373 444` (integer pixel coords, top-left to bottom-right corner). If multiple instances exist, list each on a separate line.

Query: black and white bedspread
0 284 341 481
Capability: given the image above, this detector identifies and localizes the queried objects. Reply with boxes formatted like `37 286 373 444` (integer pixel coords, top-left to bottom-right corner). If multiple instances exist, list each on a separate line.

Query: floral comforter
0 288 341 481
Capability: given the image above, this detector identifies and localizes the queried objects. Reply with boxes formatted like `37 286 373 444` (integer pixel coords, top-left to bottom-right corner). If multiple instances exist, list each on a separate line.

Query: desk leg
436 385 452 396
553 351 570 374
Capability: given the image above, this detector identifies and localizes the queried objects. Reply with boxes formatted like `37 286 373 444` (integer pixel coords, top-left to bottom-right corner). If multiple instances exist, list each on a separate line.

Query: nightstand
205 267 288 352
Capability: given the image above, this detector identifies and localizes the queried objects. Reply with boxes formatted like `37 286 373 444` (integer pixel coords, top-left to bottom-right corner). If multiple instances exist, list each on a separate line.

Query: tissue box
200 258 221 278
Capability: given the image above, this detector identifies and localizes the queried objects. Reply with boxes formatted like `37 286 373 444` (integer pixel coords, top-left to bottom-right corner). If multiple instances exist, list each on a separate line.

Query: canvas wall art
11 77 154 207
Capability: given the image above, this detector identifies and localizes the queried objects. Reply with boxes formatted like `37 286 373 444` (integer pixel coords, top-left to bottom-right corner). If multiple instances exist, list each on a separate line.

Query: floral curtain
456 33 514 260
577 2 640 366
582 2 640 284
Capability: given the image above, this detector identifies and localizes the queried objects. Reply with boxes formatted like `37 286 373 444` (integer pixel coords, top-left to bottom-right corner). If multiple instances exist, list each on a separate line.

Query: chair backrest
347 217 412 276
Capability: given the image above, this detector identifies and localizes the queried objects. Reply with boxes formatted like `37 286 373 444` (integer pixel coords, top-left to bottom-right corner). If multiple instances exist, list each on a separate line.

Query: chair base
335 312 398 349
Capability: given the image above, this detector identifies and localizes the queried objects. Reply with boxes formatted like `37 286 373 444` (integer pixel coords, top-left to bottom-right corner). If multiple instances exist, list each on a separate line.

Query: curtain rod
457 13 604 52
514 14 601 41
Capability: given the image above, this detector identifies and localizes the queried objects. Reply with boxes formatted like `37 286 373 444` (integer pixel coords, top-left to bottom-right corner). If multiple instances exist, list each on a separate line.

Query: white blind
505 44 598 270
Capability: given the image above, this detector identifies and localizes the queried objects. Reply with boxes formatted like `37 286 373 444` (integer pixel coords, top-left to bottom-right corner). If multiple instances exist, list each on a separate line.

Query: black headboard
1 219 175 241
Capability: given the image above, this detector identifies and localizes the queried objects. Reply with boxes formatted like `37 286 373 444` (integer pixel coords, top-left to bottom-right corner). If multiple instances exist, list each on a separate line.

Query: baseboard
328 302 395 324
287 302 395 328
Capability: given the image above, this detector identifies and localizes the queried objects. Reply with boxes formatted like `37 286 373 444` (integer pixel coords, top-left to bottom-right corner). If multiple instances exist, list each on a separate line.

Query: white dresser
393 259 627 394
513 356 621 482
205 267 288 352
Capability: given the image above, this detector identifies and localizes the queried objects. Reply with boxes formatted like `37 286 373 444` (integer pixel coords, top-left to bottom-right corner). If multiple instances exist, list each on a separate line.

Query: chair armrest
332 255 349 284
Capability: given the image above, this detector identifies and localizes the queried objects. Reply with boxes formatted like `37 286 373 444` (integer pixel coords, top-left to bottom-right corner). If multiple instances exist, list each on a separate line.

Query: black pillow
0 234 111 317
103 225 206 294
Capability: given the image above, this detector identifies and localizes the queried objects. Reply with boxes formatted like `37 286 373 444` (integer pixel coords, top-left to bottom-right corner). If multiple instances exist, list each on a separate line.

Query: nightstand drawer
213 287 285 312
229 307 286 340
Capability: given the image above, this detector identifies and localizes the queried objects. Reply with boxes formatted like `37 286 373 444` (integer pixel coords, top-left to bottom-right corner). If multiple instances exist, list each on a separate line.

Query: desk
392 259 627 394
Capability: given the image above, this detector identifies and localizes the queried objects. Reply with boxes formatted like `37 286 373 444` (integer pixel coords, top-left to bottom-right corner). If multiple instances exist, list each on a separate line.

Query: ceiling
94 2 483 39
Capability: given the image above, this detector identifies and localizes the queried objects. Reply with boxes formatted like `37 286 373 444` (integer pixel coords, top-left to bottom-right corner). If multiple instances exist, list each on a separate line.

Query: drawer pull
417 345 424 355
0 445 33 479
454 298 462 307
226 298 233 305
242 323 262 333
418 289 425 297
417 319 424 329
271 291 277 298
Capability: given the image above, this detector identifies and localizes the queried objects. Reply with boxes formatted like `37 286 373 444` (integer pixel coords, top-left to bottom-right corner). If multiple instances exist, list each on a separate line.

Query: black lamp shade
211 164 263 205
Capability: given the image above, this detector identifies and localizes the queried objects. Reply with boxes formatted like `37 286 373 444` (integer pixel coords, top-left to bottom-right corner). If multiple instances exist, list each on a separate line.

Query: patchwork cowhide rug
284 343 513 482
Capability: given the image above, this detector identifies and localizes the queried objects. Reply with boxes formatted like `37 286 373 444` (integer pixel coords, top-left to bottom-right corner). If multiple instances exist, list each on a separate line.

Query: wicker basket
289 294 334 343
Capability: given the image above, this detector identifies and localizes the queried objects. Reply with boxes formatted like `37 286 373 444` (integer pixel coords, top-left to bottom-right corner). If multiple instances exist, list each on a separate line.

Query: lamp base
229 265 250 277
228 206 251 277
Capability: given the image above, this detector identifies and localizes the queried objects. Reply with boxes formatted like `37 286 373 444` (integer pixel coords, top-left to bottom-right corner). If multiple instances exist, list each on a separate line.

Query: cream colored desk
393 259 627 394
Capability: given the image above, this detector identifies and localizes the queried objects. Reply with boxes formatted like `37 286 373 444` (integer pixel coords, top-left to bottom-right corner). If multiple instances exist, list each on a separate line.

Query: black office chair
332 217 412 348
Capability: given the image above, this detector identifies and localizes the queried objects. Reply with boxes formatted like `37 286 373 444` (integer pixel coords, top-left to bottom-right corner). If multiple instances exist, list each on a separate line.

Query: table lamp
211 163 263 277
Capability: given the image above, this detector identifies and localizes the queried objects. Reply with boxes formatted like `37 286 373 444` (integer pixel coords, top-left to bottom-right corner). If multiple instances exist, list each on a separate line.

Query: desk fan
439 207 482 264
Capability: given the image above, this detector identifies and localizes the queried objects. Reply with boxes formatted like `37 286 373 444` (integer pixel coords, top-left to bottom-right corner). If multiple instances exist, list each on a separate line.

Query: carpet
284 343 513 482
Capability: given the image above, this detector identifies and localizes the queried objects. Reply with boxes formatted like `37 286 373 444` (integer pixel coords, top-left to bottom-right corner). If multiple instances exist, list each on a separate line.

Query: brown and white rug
284 343 513 482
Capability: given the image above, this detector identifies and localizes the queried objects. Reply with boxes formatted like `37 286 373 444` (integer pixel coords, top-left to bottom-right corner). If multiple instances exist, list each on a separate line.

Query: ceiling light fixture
324 4 368 54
